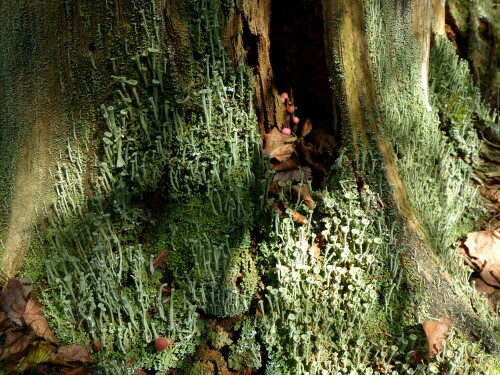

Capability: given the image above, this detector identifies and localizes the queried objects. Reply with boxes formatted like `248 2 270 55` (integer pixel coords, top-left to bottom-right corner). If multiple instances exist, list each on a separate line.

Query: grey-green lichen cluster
447 0 499 106
38 0 265 372
365 0 486 256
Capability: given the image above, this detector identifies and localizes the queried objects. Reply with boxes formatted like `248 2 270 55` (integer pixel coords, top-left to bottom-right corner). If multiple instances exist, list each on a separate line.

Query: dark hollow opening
270 0 340 141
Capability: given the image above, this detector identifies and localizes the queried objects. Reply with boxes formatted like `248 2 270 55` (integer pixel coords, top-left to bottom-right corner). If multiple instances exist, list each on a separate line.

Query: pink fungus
281 128 292 135
292 116 300 124
286 105 295 114
280 92 289 103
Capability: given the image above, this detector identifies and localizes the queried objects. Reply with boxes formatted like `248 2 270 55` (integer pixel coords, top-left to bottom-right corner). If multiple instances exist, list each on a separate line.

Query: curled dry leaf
459 230 500 287
301 118 313 138
291 184 316 210
0 278 33 326
59 367 91 375
270 155 301 171
263 128 295 162
15 341 54 374
0 310 15 334
423 318 453 358
273 166 313 184
153 248 169 270
472 277 500 311
273 201 308 225
308 242 321 262
478 185 500 204
297 140 330 175
23 299 58 344
0 332 32 359
56 345 91 364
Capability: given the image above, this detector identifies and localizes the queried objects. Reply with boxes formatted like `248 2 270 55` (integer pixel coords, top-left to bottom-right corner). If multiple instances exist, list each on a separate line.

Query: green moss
228 317 262 371
207 326 232 350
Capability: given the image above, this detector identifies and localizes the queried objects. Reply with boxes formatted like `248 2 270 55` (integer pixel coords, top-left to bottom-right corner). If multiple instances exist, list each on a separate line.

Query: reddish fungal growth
292 116 300 124
280 92 288 103
287 105 295 114
281 127 292 135
155 337 173 351
93 341 103 351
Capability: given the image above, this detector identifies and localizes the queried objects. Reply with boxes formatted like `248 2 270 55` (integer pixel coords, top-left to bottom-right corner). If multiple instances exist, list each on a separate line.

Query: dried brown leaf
302 118 313 137
56 345 91 364
153 248 169 270
472 277 500 311
0 332 32 359
291 184 316 210
375 362 395 373
273 166 313 184
423 318 452 358
263 128 295 162
0 310 16 334
478 185 500 203
270 155 301 171
58 367 90 375
0 278 32 325
14 341 54 374
23 299 58 344
460 230 500 287
273 201 308 225
308 242 321 262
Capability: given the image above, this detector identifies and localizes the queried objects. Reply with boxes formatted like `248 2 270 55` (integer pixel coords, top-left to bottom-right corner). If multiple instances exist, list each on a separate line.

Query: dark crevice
242 18 259 69
445 3 469 58
270 0 340 141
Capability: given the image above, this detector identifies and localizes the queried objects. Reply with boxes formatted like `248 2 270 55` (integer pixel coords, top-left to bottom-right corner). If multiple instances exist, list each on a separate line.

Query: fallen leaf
375 361 395 373
23 299 58 344
308 242 321 261
0 331 32 359
270 166 314 195
153 248 169 270
459 230 500 287
14 341 54 374
270 155 301 171
291 184 316 210
423 318 453 358
471 277 500 312
58 366 91 375
0 310 15 334
294 207 311 226
273 201 308 225
302 118 313 137
0 278 33 325
56 345 91 364
263 128 295 162
274 166 313 184
478 185 500 204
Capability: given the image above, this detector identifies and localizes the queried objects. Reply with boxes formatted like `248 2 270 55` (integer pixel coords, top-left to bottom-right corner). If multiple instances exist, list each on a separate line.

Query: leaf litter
0 277 91 373
265 92 339 221
423 318 453 358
